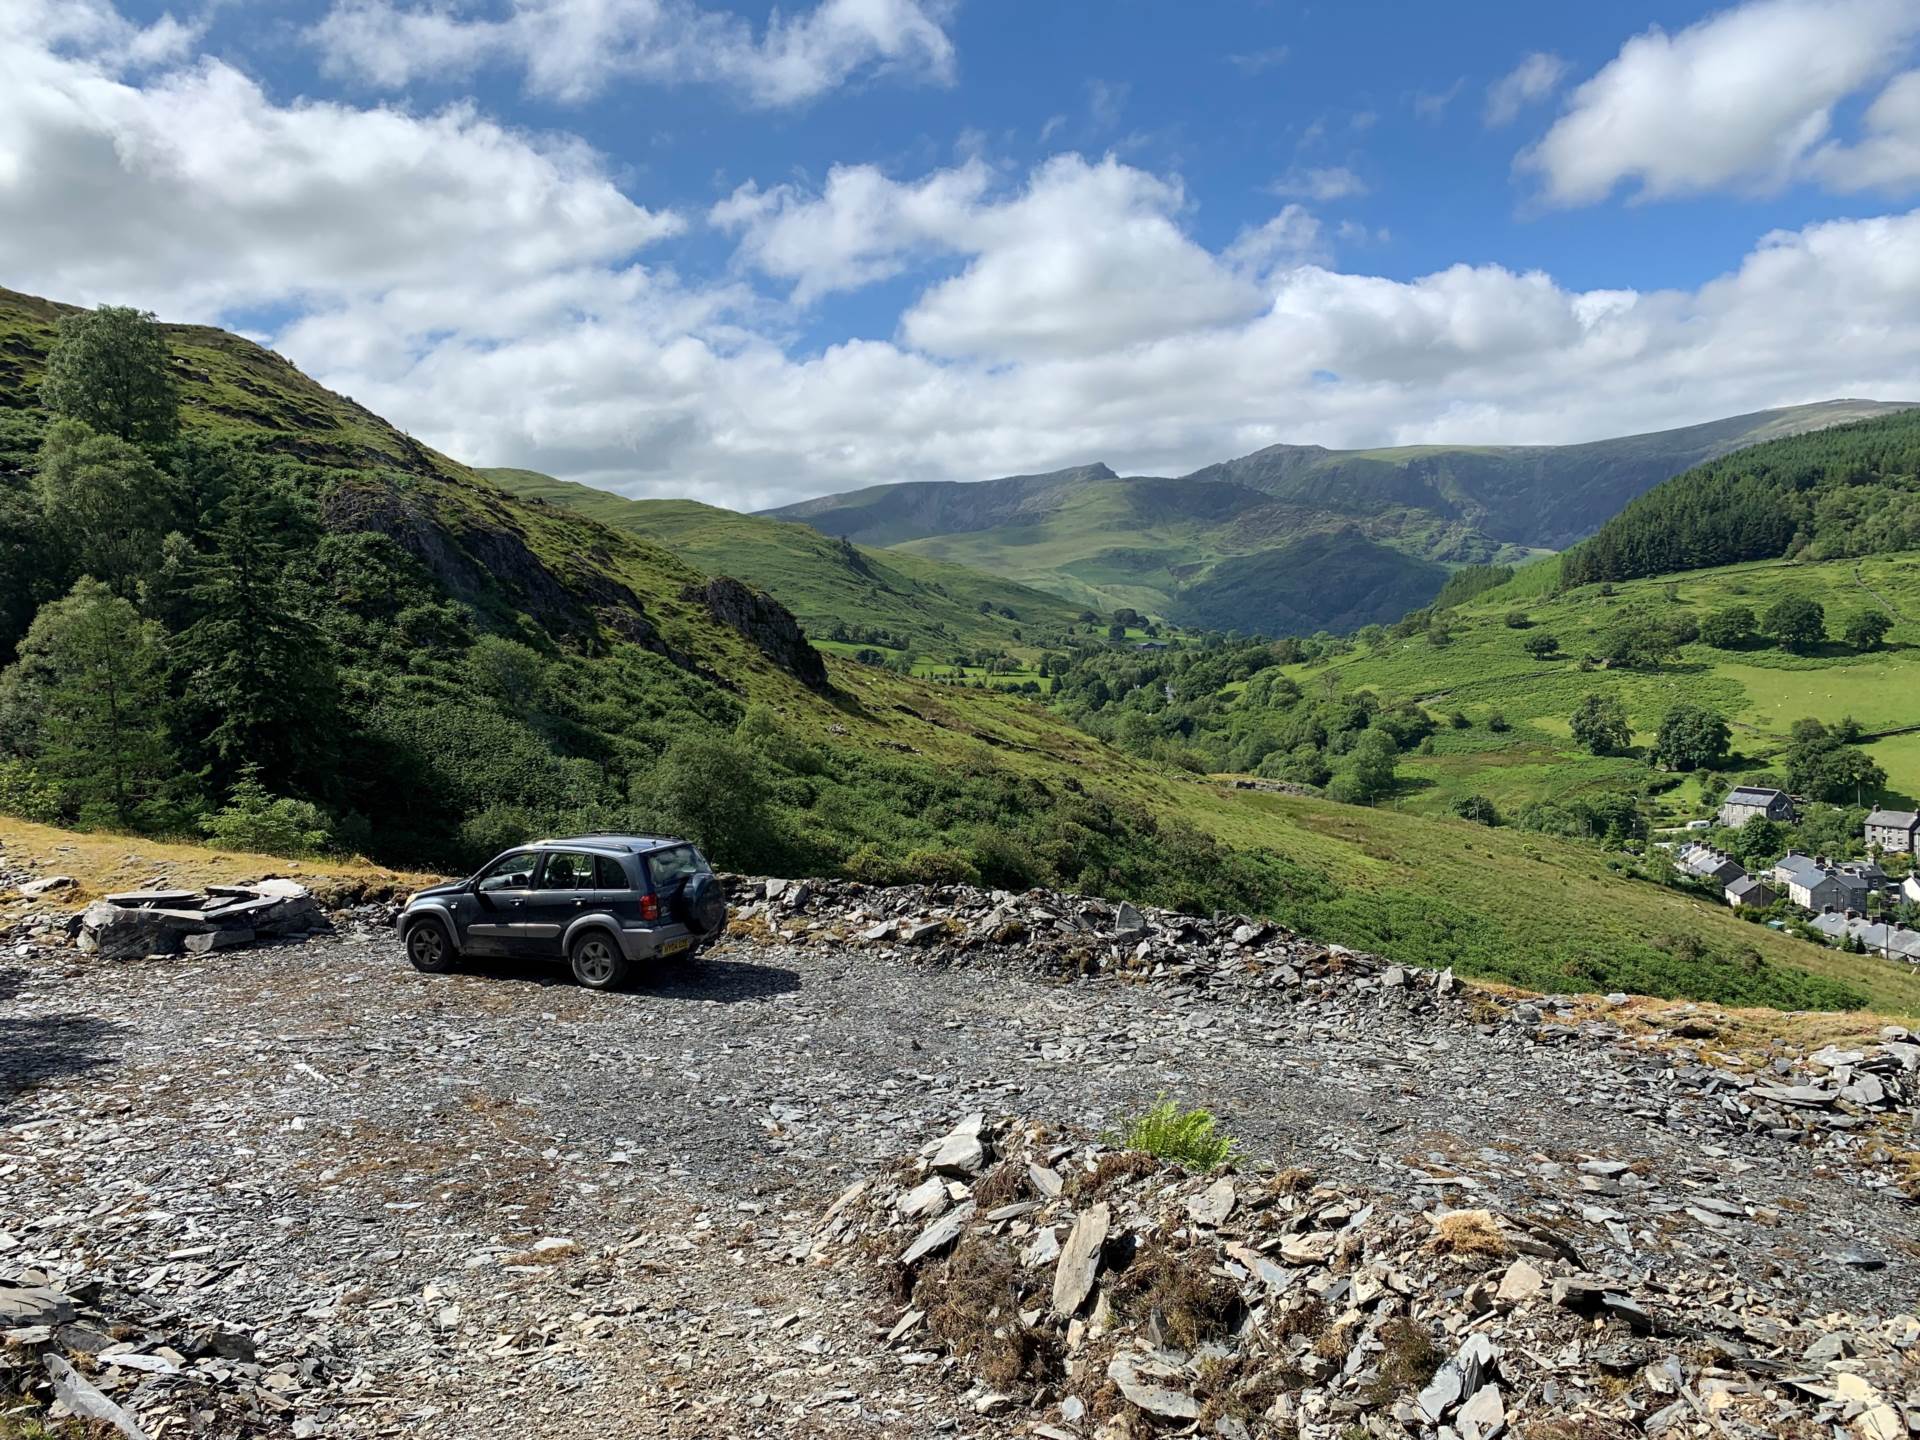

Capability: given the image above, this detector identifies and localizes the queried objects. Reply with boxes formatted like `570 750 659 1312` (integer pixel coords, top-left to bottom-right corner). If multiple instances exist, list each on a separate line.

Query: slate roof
1866 809 1920 828
1725 786 1788 805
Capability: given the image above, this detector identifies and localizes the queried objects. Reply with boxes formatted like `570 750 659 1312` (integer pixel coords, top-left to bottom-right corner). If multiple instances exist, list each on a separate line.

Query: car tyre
405 917 459 974
569 931 630 991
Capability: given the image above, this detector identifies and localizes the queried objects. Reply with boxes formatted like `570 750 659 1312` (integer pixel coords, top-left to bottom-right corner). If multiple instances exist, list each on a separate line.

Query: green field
1277 552 1920 816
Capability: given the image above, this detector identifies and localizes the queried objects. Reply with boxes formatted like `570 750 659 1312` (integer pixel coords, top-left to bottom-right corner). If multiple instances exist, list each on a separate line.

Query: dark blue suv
397 835 727 990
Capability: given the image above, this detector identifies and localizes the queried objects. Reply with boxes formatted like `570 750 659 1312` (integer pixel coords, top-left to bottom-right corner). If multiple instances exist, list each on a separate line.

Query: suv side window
476 851 536 893
538 851 597 890
594 855 629 890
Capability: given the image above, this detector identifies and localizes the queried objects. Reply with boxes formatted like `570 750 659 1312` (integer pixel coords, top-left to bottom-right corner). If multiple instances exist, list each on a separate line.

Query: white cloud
6 4 1920 517
0 15 680 333
1412 78 1465 123
1522 0 1920 204
711 159 994 303
1269 166 1368 201
1484 52 1565 127
716 154 1291 361
1811 69 1920 191
310 0 956 107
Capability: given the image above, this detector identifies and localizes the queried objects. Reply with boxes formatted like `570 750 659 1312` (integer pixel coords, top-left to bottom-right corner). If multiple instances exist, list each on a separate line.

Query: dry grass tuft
918 1238 1059 1390
1365 1316 1441 1403
1066 1150 1160 1200
1109 1247 1245 1350
1266 1166 1317 1196
971 1161 1025 1210
1427 1208 1511 1260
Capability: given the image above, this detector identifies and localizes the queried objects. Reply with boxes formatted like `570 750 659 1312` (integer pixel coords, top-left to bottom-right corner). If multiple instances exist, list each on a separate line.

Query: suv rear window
538 852 598 889
646 846 704 889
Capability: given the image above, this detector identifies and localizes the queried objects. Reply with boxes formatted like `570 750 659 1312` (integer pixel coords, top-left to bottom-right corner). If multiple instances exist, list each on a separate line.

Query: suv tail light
639 893 660 921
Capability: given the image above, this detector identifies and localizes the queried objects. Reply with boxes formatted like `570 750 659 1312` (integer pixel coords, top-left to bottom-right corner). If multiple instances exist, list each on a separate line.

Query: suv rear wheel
569 932 629 991
405 917 459 974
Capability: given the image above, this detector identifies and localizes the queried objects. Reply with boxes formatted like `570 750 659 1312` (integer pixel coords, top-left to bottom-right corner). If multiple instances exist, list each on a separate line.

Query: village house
1769 852 1874 913
1864 808 1920 854
1675 842 1745 887
1724 874 1776 909
1808 912 1920 964
1717 786 1795 827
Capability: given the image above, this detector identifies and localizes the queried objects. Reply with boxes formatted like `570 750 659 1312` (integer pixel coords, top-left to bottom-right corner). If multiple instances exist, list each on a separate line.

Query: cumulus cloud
0 27 681 334
716 154 1294 360
1483 52 1565 127
1811 69 1920 192
309 0 956 106
1521 0 1920 204
6 3 1920 515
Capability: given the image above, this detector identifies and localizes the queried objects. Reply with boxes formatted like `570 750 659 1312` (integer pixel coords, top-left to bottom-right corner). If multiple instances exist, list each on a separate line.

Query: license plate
661 937 691 956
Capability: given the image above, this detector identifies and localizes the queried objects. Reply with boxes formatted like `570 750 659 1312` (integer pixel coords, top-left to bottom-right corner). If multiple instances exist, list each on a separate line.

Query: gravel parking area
1 909 1914 1437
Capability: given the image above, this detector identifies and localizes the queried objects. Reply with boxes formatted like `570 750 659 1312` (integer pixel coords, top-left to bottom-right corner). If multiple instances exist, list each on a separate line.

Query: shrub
0 759 61 823
1114 1097 1238 1170
1452 795 1501 826
1486 711 1510 732
898 847 980 886
199 765 333 856
1503 610 1530 628
1521 631 1559 659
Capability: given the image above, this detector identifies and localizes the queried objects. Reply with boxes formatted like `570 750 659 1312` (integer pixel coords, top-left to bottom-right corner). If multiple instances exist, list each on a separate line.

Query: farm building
1717 786 1795 827
1865 809 1920 854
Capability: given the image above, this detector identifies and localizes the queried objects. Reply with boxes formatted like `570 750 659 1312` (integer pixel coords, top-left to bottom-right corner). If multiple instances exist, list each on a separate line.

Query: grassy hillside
5 286 1916 1020
483 467 1086 661
765 401 1912 636
1281 552 1920 817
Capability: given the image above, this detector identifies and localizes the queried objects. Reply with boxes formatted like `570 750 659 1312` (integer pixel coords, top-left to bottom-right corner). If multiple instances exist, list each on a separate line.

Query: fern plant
1113 1096 1238 1170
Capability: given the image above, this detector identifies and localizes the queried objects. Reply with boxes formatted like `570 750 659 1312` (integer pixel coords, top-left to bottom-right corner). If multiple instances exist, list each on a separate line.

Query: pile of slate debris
727 876 1920 1173
824 1113 1917 1439
0 1277 345 1440
74 880 328 959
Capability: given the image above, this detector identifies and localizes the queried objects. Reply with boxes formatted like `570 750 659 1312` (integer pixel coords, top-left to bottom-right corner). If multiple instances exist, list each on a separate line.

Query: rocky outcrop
683 576 832 692
77 880 324 959
824 1115 1920 1438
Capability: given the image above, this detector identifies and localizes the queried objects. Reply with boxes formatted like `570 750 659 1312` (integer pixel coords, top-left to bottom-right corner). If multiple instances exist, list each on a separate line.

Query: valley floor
2 900 1913 1435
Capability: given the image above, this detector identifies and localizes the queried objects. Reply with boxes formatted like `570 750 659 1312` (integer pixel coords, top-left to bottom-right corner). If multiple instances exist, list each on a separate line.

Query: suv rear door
519 850 622 956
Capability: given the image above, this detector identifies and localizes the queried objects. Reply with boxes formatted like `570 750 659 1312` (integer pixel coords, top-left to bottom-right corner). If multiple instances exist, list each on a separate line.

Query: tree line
1562 408 1920 585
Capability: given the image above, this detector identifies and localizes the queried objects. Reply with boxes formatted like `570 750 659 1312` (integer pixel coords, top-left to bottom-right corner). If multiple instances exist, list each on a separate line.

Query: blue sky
7 0 1920 507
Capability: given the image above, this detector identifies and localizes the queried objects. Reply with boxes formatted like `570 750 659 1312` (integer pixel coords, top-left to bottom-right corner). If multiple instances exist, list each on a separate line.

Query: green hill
4 286 1915 1019
1563 407 1920 585
481 468 1085 660
765 401 1915 635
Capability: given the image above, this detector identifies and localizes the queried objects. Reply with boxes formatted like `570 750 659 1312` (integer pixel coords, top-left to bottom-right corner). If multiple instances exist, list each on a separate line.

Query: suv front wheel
569 932 630 991
405 917 459 974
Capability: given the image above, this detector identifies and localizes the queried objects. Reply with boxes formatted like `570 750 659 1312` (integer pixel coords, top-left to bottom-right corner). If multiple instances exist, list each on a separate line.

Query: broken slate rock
1052 1202 1110 1318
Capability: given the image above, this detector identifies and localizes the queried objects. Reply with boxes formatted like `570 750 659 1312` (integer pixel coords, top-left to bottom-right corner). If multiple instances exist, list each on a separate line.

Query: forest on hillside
1563 408 1920 584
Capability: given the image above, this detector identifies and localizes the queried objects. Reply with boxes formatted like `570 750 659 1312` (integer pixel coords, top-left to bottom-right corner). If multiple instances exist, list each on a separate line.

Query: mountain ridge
763 399 1917 634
